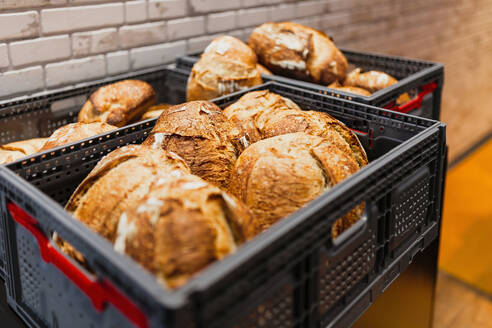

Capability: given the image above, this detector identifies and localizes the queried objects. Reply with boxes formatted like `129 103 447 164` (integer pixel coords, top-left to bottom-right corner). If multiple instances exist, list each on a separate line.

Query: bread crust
78 80 156 127
143 101 243 189
0 138 47 164
223 90 301 144
229 132 361 237
327 81 372 97
65 145 190 245
224 90 368 168
186 36 262 101
249 22 347 84
343 68 398 93
114 173 258 288
140 104 172 120
39 122 116 151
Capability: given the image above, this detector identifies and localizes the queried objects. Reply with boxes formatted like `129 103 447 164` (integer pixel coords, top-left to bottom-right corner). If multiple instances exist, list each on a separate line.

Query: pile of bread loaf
58 87 367 289
0 21 378 289
0 80 171 164
187 22 406 101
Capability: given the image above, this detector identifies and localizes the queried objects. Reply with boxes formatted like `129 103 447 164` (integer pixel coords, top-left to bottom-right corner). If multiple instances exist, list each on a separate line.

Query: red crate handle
7 202 148 328
385 82 437 114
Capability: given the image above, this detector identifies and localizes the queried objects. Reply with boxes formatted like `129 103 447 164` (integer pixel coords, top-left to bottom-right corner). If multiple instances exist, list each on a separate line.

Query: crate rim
0 65 191 110
1 80 445 313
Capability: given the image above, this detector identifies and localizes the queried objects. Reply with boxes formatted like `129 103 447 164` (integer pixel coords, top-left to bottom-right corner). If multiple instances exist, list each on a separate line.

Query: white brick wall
10 36 71 67
0 45 9 69
0 12 39 41
125 1 148 23
167 17 205 40
72 28 117 56
41 4 124 34
0 0 325 98
106 51 130 75
0 66 44 97
119 22 166 48
46 55 106 87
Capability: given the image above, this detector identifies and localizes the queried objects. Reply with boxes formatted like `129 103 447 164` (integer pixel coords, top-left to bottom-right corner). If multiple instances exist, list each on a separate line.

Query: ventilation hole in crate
318 232 376 316
17 226 42 315
393 175 430 242
231 284 295 328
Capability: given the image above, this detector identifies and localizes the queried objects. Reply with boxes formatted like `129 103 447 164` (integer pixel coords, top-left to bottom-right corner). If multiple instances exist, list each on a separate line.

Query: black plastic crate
176 48 444 120
0 81 446 328
0 66 191 280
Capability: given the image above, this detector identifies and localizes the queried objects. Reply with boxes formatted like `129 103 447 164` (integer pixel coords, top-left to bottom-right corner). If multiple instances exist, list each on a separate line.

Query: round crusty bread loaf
143 101 243 189
223 90 301 144
343 68 398 93
78 80 156 127
114 172 258 288
249 22 348 85
230 132 363 236
186 36 262 101
224 90 368 168
39 122 116 151
65 144 190 246
0 138 48 164
229 132 363 238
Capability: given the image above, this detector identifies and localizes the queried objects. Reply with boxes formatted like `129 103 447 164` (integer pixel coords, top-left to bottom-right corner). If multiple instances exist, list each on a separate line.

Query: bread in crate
114 172 258 288
143 101 244 189
186 36 262 101
39 122 116 151
229 132 363 237
224 90 368 168
249 22 348 85
0 138 48 164
78 79 156 127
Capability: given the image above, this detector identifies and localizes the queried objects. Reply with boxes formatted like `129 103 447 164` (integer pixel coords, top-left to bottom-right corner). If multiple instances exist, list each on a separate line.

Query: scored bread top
114 172 258 288
65 144 190 243
78 79 156 127
39 122 116 151
223 90 301 144
186 36 262 101
249 22 348 85
224 90 368 168
229 132 360 233
143 101 243 189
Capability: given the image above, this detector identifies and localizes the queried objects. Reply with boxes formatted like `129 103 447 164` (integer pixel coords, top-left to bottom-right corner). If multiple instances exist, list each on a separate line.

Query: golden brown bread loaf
186 36 262 101
224 90 368 168
39 122 116 151
114 173 258 288
327 81 372 97
65 145 190 249
0 138 48 164
249 22 347 85
343 68 398 93
223 90 301 144
78 80 156 127
140 104 172 120
256 63 272 75
143 101 243 189
229 132 362 237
